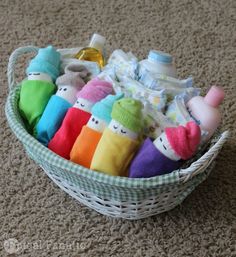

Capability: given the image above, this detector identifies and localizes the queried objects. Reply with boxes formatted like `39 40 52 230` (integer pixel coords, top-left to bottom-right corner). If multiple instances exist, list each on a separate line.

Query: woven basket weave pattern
5 46 229 219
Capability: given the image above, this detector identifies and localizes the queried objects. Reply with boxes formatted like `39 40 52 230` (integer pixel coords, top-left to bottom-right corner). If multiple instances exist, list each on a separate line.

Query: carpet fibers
0 0 236 256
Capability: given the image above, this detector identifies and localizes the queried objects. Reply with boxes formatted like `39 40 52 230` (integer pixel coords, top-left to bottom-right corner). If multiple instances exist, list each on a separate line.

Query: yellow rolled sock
90 128 139 176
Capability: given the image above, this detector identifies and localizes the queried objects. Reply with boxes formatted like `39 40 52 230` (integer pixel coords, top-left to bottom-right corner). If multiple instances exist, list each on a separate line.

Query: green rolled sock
18 79 56 136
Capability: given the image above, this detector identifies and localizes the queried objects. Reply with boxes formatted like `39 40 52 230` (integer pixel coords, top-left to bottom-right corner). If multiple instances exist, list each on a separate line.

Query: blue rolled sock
36 95 72 146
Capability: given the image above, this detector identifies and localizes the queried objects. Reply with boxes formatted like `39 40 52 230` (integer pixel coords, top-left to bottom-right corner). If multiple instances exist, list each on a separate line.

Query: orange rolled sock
70 126 102 168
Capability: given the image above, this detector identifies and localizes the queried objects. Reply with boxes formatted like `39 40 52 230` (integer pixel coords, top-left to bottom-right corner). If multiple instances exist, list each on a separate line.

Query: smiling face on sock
87 115 108 133
28 72 52 83
73 97 94 113
56 86 78 105
108 119 138 140
153 132 180 161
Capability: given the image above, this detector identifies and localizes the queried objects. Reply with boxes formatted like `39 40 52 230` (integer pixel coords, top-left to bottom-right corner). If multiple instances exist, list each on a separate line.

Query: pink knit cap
165 121 201 160
76 78 113 103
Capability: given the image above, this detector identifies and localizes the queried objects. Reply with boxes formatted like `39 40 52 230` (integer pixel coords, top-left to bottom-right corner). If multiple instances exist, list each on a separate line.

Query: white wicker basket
5 46 230 220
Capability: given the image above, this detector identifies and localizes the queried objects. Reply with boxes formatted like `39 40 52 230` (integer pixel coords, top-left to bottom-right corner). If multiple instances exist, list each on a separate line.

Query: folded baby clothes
70 93 124 168
19 46 61 135
142 103 176 139
119 76 167 112
138 69 193 91
105 49 139 80
165 95 193 125
48 78 113 159
91 98 143 176
36 64 89 145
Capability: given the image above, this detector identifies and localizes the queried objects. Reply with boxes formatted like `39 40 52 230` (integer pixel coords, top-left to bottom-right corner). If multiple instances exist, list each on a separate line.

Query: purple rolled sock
129 138 182 178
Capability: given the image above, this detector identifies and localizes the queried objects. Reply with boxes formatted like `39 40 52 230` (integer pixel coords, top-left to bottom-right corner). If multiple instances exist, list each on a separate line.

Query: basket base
42 166 188 220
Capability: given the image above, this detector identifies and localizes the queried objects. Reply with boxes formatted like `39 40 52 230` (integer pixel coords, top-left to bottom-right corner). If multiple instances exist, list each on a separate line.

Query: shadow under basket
5 46 230 220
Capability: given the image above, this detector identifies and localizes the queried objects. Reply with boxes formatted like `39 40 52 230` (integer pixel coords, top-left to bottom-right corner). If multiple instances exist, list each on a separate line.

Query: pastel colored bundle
90 98 143 176
70 93 124 168
48 78 113 159
18 46 61 135
36 64 89 146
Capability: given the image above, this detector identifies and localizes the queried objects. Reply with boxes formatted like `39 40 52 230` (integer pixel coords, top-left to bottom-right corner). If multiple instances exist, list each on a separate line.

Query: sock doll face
108 119 138 141
87 115 108 133
28 72 52 83
73 97 94 113
153 132 180 161
56 86 78 105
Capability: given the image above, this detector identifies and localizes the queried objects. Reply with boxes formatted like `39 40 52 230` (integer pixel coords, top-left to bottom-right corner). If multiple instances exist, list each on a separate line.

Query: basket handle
179 130 230 182
7 46 39 90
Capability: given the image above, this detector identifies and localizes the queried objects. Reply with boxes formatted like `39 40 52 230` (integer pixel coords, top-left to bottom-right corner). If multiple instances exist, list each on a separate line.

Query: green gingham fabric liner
26 142 215 202
26 144 216 203
5 84 214 201
27 145 213 202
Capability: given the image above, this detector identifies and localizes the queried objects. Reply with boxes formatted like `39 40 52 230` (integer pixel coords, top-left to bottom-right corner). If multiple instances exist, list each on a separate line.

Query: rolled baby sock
129 121 201 178
70 126 102 168
48 107 91 159
90 98 143 176
19 80 56 136
36 95 71 146
19 46 61 135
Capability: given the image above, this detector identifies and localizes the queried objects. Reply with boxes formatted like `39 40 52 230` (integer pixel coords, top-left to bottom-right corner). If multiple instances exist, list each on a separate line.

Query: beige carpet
1 0 236 256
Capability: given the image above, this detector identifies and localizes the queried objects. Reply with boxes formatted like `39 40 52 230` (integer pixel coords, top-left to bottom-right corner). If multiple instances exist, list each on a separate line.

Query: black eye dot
95 121 99 124
92 118 95 122
121 129 126 134
160 137 162 142
163 144 167 150
149 126 155 133
76 100 79 103
63 88 67 91
28 73 32 75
